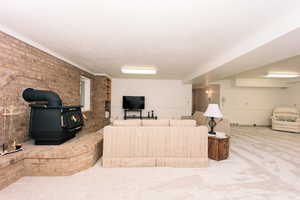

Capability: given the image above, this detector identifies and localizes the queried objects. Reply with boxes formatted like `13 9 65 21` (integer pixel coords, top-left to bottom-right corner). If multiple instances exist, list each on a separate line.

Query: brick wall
0 31 109 145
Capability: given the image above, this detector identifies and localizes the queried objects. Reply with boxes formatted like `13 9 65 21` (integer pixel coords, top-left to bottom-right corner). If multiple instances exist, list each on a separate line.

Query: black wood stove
23 88 84 145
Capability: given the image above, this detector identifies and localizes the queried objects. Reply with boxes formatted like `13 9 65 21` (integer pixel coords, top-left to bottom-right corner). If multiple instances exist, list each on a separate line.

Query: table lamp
204 104 223 135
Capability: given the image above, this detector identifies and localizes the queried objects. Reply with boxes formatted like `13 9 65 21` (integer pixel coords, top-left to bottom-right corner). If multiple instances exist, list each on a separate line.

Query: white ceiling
1 1 300 80
233 55 300 80
192 26 300 84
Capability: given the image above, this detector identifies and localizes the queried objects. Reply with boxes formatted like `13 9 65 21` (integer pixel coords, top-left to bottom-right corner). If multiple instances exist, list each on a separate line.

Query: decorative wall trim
94 73 112 79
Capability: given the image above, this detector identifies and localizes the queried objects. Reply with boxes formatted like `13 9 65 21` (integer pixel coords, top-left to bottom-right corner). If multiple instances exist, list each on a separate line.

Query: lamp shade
204 104 223 118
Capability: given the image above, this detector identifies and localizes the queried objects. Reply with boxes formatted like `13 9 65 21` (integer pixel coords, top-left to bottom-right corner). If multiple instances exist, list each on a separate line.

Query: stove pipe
22 88 62 107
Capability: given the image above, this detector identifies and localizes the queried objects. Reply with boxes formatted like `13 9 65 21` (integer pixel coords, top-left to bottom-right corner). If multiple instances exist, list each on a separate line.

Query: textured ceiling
1 0 300 80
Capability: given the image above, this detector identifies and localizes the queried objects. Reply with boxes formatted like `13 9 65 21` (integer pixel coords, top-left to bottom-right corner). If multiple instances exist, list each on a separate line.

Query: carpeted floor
1 127 300 200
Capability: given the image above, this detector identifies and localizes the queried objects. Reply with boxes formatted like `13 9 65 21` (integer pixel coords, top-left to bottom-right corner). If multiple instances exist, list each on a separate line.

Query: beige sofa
103 120 208 168
271 107 300 133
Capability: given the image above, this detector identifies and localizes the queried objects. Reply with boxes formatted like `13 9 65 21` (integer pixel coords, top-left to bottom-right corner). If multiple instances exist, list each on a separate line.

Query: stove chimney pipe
22 88 62 107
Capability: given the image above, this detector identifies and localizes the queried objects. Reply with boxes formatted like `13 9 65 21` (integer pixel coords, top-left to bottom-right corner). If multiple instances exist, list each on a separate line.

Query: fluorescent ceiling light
121 66 157 75
263 73 300 78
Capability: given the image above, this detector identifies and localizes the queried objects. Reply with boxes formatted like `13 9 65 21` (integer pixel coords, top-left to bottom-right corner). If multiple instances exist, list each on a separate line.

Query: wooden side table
208 135 230 161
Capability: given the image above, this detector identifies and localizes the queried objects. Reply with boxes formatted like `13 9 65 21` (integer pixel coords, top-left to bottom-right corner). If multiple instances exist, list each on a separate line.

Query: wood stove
23 88 84 145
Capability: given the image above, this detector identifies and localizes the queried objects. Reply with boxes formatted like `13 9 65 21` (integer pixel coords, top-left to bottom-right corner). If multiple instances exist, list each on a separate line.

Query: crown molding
94 73 112 79
0 24 96 75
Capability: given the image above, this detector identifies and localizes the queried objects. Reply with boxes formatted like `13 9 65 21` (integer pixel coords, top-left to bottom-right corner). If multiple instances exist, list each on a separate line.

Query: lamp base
208 130 216 135
208 117 217 135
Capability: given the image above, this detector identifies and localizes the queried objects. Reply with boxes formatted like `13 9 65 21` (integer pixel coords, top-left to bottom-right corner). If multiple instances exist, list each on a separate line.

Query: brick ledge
0 131 103 190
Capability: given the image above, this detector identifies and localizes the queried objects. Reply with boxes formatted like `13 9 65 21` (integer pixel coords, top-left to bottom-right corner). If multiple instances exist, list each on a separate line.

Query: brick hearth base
0 131 103 190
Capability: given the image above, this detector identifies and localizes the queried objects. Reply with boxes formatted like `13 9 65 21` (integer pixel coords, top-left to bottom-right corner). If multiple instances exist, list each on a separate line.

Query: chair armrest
215 118 231 135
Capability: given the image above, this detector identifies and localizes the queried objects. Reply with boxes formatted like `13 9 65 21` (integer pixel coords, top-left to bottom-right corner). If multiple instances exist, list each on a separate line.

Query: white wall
218 80 286 126
111 79 192 119
284 82 300 109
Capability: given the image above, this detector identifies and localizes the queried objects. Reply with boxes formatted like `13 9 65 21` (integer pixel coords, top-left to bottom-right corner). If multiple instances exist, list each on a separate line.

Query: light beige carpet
1 127 300 200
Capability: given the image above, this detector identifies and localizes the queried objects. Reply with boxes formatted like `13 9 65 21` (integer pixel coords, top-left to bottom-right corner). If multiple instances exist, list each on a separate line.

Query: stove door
63 111 84 132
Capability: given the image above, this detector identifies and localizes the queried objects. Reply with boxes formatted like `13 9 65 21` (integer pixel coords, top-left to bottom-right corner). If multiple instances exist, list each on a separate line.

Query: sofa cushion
142 120 170 127
277 116 297 122
170 120 196 127
273 107 299 118
112 120 141 127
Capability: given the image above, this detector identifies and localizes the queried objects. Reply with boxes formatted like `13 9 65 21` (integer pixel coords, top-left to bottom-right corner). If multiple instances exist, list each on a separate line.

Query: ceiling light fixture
121 66 157 75
263 73 300 78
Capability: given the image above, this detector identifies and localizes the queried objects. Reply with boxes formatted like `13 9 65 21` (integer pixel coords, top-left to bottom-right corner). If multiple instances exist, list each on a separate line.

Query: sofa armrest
181 116 192 120
271 116 277 120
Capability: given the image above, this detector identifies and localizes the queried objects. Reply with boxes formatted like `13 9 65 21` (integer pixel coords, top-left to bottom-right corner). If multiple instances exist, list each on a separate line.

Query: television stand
124 109 142 120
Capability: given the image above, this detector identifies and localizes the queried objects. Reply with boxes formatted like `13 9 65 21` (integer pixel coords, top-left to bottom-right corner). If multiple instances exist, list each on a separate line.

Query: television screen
122 96 145 110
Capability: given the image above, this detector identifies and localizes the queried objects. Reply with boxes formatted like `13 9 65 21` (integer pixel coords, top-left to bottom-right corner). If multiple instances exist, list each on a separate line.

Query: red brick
0 31 111 145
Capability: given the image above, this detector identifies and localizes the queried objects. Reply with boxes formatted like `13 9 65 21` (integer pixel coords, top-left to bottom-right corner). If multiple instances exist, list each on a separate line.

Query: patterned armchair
182 111 208 126
271 107 300 133
182 111 231 135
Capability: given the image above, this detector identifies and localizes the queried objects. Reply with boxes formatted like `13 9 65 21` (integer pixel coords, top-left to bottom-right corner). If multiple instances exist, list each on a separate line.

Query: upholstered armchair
214 118 231 135
182 111 208 126
271 107 300 133
182 111 231 135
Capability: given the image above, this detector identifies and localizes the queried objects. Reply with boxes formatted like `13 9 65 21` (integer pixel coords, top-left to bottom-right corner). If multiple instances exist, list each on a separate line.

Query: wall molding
94 73 112 79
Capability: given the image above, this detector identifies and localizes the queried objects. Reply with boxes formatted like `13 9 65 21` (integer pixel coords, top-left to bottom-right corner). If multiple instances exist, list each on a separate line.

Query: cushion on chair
273 107 299 118
277 116 297 122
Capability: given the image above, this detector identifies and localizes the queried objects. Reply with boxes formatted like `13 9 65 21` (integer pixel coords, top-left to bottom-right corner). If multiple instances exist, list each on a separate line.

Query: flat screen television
122 96 145 110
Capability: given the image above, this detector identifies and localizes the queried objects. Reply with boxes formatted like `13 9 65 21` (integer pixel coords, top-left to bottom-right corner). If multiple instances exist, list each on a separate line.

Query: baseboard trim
231 124 271 128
